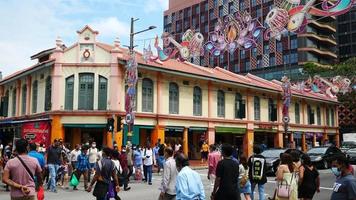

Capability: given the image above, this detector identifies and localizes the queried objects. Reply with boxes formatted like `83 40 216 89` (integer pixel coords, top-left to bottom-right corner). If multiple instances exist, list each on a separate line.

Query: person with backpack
2 139 43 200
298 154 320 200
248 145 267 200
143 142 155 185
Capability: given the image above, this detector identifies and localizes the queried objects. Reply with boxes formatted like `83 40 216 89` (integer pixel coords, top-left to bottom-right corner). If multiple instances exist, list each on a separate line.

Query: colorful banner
22 121 51 147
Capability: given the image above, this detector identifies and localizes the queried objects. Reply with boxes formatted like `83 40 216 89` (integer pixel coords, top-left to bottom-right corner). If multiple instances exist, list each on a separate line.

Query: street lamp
125 17 156 143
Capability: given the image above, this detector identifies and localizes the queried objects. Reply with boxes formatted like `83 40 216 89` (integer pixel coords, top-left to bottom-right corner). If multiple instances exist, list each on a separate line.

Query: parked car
340 141 356 153
307 146 343 169
346 148 356 164
261 148 304 175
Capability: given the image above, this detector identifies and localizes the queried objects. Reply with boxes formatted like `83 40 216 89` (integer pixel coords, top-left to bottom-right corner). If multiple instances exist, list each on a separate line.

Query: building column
106 132 113 148
51 115 64 142
274 131 284 148
26 76 31 115
152 125 165 146
208 81 213 118
322 131 328 145
51 38 64 111
115 130 123 149
72 128 81 147
207 127 215 145
244 129 254 158
301 133 306 152
313 133 317 147
183 127 188 156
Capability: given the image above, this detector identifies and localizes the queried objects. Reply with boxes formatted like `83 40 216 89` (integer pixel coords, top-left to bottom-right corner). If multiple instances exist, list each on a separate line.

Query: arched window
295 103 300 124
254 96 260 120
78 73 94 110
268 98 277 121
44 76 51 111
217 90 225 117
307 105 315 125
331 108 335 126
1 90 9 117
142 78 153 112
12 89 16 116
235 93 245 119
32 81 38 113
98 76 108 110
22 84 27 115
193 86 202 116
169 82 179 114
65 76 74 110
317 106 321 125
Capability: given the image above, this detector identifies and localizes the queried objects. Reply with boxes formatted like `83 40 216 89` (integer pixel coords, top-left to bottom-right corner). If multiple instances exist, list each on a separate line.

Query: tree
303 58 356 79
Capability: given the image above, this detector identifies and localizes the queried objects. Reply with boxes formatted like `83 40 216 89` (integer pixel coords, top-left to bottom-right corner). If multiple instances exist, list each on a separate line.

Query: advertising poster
22 121 51 147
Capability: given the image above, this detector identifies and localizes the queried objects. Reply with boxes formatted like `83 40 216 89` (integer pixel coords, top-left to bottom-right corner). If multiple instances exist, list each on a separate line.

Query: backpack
251 156 265 181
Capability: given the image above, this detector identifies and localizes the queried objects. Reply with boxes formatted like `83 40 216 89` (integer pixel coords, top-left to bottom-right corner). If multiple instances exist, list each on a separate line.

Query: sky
0 0 168 77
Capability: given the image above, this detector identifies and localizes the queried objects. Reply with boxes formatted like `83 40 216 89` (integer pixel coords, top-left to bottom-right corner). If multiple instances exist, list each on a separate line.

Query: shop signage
258 124 273 130
22 121 51 146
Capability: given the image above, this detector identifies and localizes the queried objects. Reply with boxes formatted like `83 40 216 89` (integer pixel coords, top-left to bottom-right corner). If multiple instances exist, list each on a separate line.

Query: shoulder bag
93 160 109 198
276 172 294 198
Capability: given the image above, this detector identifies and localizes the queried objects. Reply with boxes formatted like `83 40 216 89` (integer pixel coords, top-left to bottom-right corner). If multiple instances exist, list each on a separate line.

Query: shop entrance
64 127 105 149
215 133 244 149
139 128 152 148
188 130 206 160
165 127 184 147
254 132 275 149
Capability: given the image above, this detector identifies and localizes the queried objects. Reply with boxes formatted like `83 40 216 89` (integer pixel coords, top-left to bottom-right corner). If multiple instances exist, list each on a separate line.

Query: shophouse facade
0 26 339 157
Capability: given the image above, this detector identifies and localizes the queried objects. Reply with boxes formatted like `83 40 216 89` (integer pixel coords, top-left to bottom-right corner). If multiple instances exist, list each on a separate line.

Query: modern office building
337 7 356 62
163 0 337 80
0 26 339 158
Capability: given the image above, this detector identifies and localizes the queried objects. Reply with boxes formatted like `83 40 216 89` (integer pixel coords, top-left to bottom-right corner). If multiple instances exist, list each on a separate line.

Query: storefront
188 127 207 160
165 126 184 147
63 124 106 149
215 127 246 150
293 132 303 150
254 128 277 149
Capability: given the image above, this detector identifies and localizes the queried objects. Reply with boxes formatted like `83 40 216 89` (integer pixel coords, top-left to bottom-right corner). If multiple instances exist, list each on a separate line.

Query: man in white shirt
159 147 177 200
88 142 98 182
143 143 155 185
70 144 81 170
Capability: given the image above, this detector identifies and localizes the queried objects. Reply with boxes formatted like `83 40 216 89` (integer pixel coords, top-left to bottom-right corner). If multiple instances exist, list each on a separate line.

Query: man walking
119 147 131 191
159 147 177 200
2 139 43 200
207 144 221 192
46 139 62 193
88 142 98 182
28 143 45 169
74 145 90 190
211 144 240 200
70 144 81 171
330 154 356 200
143 143 155 185
175 153 205 200
248 145 267 200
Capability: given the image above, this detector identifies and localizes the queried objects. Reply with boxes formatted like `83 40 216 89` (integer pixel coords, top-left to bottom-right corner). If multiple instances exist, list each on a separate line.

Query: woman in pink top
208 144 221 192
2 139 42 200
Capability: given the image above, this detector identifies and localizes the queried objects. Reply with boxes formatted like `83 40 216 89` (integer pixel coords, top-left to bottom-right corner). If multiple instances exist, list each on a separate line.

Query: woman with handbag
275 153 298 200
239 155 251 200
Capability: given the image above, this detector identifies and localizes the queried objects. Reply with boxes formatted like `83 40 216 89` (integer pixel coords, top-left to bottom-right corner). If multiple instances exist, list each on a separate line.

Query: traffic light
117 116 124 132
107 118 114 132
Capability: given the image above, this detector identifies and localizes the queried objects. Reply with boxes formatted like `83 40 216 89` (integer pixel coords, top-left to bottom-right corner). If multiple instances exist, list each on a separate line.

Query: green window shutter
65 76 74 110
193 86 202 116
22 85 27 115
98 76 107 110
217 90 225 117
169 82 179 114
12 89 16 116
44 76 52 111
32 81 38 113
254 96 260 120
142 78 153 112
78 73 94 110
295 103 300 124
2 91 9 117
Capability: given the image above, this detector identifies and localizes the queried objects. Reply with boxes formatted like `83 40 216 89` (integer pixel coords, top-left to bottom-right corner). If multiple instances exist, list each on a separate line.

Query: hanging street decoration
281 76 292 135
293 75 352 98
204 12 264 56
125 52 138 135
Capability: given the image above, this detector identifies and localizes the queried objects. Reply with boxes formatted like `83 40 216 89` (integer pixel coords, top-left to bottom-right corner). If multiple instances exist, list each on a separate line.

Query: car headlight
315 156 322 161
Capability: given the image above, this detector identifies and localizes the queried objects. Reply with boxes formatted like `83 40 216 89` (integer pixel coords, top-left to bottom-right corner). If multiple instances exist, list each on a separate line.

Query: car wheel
323 160 329 169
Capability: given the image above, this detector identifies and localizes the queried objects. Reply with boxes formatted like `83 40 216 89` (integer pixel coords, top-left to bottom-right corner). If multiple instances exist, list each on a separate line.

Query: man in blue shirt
28 143 45 169
175 153 205 200
74 145 90 190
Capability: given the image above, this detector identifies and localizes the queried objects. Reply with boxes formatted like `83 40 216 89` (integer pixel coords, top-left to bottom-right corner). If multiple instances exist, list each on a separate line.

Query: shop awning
189 127 207 131
63 124 106 128
254 128 277 133
165 126 184 132
215 127 246 134
136 125 155 129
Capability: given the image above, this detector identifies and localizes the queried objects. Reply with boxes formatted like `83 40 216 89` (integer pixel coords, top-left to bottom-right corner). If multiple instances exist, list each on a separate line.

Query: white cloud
144 0 169 13
90 17 130 39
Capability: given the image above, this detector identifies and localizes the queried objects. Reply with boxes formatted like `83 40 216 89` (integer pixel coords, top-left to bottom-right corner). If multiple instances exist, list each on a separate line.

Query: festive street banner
22 121 51 147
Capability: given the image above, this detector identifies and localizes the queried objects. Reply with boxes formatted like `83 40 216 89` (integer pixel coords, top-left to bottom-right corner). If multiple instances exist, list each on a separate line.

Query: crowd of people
1 138 356 200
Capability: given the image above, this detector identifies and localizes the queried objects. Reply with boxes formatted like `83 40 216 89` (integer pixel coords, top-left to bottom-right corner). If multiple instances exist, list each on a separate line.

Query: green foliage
303 58 356 79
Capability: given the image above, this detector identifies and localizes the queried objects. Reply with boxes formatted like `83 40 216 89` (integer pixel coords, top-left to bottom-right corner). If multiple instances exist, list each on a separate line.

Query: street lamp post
125 17 156 143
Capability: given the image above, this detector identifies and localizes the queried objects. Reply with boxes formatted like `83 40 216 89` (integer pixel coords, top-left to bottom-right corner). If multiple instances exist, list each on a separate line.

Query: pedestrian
126 146 134 181
133 146 143 180
153 143 161 174
289 150 301 173
2 139 43 200
200 141 209 164
248 145 267 200
119 147 131 191
74 145 90 190
174 142 182 154
159 147 177 200
28 143 45 169
175 153 205 200
112 150 126 199
211 143 240 200
88 142 98 182
86 147 120 200
158 143 165 174
239 155 251 200
143 142 155 185
46 139 62 193
207 144 221 192
298 154 320 200
275 153 298 200
330 154 356 200
70 144 81 171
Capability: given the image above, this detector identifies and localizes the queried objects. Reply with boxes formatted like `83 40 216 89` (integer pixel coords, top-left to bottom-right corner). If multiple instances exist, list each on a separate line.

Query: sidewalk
190 160 208 170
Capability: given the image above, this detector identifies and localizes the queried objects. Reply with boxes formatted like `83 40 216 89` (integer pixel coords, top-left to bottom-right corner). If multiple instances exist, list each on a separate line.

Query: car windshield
261 149 285 158
307 148 327 154
342 142 356 148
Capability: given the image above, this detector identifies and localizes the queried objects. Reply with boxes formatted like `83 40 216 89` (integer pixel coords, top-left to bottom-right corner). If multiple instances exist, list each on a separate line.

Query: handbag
37 186 45 200
69 173 79 187
277 173 294 198
93 181 109 198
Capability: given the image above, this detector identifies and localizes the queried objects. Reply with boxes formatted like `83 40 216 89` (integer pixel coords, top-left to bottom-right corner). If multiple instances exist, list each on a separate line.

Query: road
0 168 338 200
